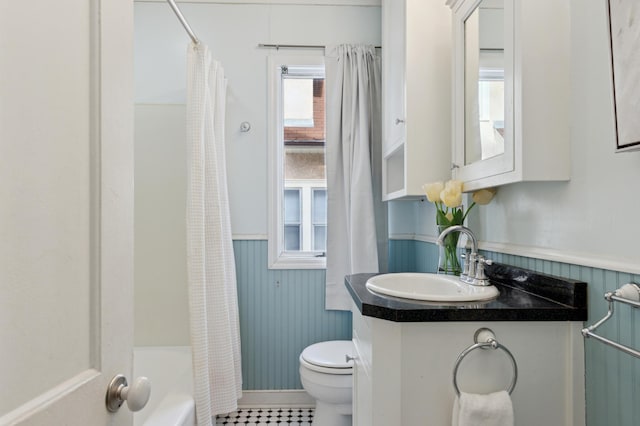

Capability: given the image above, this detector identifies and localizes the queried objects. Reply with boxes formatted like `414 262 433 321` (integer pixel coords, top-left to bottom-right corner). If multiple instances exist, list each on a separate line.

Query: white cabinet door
351 356 372 426
449 0 570 191
382 0 406 155
0 1 134 425
381 0 452 200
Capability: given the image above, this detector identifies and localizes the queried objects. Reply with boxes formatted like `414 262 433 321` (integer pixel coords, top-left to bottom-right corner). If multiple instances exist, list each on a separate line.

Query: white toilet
299 340 354 426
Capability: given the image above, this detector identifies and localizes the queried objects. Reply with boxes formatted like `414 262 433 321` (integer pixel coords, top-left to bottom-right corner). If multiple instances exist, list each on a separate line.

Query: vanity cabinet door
351 303 403 425
351 343 373 426
449 0 570 191
351 303 373 426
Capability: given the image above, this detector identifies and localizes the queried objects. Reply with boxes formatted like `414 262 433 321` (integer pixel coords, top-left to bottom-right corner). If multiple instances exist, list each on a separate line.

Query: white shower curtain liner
325 44 388 311
186 43 242 424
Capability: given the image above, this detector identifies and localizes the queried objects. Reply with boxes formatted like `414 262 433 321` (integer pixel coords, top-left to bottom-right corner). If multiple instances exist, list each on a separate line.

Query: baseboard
238 390 314 408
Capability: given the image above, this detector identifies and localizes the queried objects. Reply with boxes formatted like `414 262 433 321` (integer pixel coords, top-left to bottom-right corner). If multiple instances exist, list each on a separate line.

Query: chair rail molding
393 233 640 276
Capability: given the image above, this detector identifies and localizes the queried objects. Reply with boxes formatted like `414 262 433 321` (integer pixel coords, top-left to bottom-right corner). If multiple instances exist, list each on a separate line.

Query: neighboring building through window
268 56 326 269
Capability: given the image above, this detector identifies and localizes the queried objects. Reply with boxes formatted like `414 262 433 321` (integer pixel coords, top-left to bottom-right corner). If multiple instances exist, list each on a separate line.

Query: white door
0 0 134 425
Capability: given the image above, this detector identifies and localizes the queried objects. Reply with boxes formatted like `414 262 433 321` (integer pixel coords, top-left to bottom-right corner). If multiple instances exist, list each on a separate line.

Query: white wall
136 1 381 237
399 0 640 275
134 1 381 345
135 104 190 346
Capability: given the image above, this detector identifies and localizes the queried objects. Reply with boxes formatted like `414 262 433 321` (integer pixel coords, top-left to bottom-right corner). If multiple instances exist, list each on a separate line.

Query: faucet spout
436 225 483 284
436 225 478 254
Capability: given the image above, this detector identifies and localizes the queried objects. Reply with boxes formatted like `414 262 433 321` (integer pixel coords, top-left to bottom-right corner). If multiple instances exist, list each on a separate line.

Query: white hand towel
452 390 514 426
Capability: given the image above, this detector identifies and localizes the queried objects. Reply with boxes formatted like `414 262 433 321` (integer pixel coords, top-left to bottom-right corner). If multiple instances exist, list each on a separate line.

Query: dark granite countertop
345 263 587 322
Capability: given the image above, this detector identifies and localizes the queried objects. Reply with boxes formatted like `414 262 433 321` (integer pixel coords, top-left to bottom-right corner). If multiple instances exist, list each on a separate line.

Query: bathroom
2 0 640 425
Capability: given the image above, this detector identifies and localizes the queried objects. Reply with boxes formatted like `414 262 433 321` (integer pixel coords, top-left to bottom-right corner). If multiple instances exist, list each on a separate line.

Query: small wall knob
106 374 151 413
240 121 251 132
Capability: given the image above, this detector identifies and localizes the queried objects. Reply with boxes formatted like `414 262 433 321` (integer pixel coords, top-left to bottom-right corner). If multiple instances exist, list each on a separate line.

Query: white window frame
267 54 326 269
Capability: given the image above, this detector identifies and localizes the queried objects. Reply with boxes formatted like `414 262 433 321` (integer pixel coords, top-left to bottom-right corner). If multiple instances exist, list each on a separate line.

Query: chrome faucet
436 225 491 286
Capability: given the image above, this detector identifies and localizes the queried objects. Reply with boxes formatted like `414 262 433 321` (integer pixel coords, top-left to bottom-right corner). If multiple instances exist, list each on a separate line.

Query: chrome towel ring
452 328 518 397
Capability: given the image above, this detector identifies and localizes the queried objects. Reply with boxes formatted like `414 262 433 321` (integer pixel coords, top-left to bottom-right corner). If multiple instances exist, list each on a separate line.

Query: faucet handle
466 252 477 283
460 251 469 281
472 256 492 286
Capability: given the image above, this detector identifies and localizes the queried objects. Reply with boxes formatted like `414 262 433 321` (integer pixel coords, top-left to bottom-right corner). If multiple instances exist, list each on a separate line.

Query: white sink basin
365 273 499 302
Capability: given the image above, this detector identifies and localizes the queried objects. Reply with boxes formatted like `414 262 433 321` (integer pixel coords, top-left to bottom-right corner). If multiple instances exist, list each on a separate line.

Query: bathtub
133 346 196 426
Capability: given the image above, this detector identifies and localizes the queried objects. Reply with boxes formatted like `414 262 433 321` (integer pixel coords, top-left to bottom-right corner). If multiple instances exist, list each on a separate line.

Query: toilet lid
301 340 353 369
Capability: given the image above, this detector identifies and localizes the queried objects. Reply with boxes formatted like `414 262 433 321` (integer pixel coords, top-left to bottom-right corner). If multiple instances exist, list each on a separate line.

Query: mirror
463 0 505 166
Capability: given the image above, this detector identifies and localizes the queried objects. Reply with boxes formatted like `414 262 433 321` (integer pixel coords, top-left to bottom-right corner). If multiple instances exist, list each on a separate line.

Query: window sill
268 254 326 270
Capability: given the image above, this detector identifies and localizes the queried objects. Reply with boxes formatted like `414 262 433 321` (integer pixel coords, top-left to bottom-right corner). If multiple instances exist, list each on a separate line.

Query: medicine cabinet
448 0 570 191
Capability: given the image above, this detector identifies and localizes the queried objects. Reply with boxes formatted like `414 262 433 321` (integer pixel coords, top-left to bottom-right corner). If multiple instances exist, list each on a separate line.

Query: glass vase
437 225 462 276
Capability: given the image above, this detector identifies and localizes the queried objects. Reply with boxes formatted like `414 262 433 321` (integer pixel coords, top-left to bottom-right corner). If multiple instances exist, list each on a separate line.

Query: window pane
283 189 300 223
312 189 327 224
284 225 301 251
284 79 314 127
313 225 326 252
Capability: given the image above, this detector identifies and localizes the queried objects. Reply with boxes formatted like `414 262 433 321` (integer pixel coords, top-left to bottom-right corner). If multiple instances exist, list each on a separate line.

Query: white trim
389 233 438 244
391 233 640 276
232 234 268 240
135 0 380 5
238 390 315 408
269 253 326 269
414 234 438 244
477 240 640 277
445 0 463 10
0 370 100 424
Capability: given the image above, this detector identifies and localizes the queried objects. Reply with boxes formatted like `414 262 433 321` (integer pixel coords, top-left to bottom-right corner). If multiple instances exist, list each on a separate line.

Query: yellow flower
440 180 463 208
472 188 497 205
422 182 444 203
446 179 463 193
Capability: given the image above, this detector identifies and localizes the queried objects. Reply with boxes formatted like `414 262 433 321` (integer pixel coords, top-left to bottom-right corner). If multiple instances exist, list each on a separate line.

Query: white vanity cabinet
448 0 570 191
350 302 585 426
381 0 452 200
351 302 401 426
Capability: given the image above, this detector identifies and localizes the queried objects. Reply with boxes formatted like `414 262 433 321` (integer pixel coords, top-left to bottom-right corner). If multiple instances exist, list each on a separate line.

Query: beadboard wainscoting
483 249 640 426
233 240 352 390
390 238 640 426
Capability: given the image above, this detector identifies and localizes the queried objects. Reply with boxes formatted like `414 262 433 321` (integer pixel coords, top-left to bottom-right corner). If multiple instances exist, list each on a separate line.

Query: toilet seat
300 340 353 375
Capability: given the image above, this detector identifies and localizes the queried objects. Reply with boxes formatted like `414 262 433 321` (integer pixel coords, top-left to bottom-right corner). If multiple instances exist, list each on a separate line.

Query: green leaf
452 208 463 225
436 208 449 226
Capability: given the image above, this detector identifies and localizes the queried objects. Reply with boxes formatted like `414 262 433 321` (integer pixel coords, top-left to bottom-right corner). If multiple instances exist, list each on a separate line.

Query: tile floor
216 407 314 425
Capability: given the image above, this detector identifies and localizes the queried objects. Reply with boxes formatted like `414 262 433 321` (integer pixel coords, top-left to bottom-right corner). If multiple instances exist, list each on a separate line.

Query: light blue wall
391 238 640 426
234 240 351 390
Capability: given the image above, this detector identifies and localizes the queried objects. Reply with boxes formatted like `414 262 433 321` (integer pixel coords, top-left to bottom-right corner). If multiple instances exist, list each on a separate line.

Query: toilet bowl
299 340 354 426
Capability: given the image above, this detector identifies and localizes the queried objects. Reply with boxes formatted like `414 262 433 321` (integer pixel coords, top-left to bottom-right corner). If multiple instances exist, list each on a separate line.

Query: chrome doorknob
106 374 151 412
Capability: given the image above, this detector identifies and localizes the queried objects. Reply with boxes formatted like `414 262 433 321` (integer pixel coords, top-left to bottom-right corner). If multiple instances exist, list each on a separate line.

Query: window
312 189 327 252
268 56 327 269
283 189 301 250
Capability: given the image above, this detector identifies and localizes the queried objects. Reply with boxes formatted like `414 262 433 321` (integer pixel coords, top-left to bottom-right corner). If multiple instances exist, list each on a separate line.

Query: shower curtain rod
167 0 199 45
258 43 381 50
